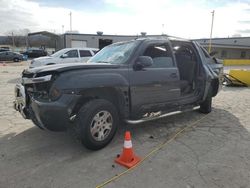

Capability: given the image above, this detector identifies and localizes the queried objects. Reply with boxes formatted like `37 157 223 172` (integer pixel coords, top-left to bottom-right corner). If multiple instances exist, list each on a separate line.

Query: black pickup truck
14 37 223 150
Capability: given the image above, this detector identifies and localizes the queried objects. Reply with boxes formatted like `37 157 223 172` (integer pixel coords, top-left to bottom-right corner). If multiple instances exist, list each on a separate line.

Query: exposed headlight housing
49 86 62 101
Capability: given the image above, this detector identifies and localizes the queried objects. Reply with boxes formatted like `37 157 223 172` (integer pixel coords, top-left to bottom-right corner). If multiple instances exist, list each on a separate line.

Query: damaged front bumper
14 83 80 131
29 94 80 131
13 84 29 119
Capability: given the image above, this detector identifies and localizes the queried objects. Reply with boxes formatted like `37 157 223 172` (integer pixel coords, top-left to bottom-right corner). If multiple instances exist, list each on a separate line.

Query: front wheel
13 58 19 62
76 99 119 150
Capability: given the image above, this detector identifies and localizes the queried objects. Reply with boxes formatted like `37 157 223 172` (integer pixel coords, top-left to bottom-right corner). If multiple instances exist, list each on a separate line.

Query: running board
125 106 200 124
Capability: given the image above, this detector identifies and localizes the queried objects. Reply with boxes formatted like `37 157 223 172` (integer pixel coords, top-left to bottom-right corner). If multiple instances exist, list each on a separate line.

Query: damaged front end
14 69 78 131
14 71 56 129
14 83 28 119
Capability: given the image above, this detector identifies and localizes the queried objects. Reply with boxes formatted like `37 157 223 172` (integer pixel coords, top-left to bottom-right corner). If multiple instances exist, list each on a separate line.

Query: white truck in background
30 47 99 68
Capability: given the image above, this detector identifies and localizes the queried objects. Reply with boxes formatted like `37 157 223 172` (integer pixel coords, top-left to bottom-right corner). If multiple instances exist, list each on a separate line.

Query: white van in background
29 47 99 68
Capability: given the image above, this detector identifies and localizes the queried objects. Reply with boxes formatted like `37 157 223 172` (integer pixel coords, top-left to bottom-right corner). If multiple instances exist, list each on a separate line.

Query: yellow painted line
229 69 250 86
223 59 250 66
96 115 208 188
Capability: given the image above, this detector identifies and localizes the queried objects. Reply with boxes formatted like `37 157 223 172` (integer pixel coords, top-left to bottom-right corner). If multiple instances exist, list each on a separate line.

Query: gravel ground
0 64 250 188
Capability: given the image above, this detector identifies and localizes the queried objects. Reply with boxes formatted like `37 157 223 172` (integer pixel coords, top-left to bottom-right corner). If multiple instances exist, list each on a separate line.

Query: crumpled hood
23 63 120 75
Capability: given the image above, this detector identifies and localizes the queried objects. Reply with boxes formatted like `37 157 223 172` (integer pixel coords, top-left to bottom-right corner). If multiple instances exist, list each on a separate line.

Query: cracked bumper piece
30 94 80 131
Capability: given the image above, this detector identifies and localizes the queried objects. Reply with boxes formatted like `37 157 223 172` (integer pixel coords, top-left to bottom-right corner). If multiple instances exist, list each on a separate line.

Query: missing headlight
49 86 62 101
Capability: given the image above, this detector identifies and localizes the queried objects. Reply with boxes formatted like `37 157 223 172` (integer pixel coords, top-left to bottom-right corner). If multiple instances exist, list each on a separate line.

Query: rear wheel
76 99 119 150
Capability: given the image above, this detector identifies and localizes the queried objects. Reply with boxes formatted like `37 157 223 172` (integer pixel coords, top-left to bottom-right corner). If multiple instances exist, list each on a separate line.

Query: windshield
50 49 69 57
88 40 139 64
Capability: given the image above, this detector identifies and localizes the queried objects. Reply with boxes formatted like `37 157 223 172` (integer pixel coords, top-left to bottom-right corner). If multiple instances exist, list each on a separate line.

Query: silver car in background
0 51 24 62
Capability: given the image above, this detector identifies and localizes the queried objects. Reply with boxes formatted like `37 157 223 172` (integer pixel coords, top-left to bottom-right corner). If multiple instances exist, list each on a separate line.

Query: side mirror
61 54 68 58
134 56 153 70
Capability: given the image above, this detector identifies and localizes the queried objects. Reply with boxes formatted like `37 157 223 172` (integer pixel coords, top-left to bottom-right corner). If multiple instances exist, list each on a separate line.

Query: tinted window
65 50 78 58
143 45 174 68
80 50 92 57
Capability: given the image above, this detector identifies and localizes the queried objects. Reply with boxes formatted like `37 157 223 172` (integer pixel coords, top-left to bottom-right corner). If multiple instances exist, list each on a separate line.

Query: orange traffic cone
115 131 141 168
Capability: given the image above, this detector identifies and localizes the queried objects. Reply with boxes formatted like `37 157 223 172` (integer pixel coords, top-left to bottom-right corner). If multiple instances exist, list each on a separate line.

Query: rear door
129 41 181 116
195 43 223 91
79 49 93 62
200 46 223 76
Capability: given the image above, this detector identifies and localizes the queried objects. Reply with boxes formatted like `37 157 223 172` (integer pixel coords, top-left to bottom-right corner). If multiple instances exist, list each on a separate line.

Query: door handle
170 73 177 78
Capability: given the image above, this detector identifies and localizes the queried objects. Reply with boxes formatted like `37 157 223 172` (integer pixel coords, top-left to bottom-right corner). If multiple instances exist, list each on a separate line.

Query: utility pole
162 24 165 35
25 34 28 49
62 25 64 34
12 32 15 51
69 12 72 32
208 10 215 53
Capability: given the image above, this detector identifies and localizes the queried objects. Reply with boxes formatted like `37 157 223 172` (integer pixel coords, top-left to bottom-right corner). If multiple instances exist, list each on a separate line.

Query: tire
199 87 212 114
13 58 19 62
76 99 119 150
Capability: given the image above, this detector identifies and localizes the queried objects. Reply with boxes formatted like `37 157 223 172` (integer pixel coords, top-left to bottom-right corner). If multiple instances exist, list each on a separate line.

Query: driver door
61 49 79 63
129 41 181 117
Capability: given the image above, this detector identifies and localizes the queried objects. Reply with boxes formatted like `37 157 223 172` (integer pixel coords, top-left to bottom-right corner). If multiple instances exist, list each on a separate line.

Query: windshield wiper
95 61 110 64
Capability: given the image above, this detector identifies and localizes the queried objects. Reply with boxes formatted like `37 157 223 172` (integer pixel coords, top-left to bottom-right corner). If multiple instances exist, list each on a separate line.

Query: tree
5 29 30 48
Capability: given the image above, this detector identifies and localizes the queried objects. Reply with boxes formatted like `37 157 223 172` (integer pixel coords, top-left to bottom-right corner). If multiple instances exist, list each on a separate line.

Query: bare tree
5 29 30 48
3 29 57 49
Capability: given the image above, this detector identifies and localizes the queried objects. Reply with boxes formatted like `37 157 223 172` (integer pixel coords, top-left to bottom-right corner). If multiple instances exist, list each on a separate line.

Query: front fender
53 71 130 118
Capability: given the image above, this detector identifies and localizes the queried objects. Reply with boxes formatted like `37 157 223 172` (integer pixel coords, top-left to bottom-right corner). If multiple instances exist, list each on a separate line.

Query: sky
1 0 250 39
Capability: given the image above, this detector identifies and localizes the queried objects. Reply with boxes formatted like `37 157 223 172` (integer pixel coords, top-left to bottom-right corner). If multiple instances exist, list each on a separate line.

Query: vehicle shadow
1 107 248 158
1 107 249 187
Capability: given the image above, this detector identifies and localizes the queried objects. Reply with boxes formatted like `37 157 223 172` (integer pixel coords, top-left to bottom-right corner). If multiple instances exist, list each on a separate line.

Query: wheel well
72 87 129 119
